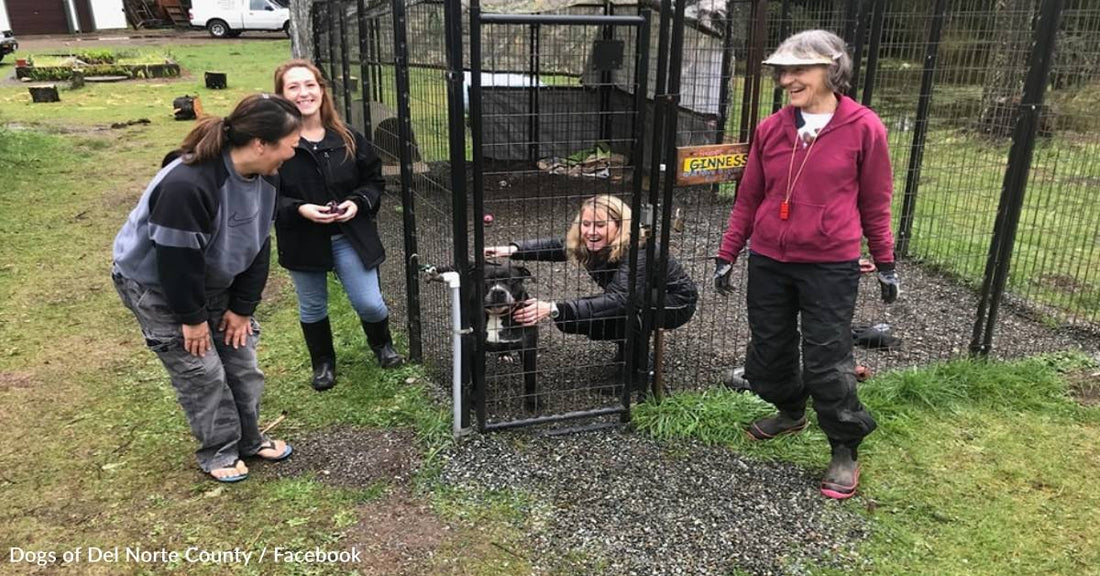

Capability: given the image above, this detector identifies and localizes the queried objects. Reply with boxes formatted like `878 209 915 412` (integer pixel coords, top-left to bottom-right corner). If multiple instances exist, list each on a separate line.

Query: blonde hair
565 195 633 267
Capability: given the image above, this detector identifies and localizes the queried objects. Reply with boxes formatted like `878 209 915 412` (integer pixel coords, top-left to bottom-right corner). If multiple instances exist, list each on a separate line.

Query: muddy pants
744 253 876 447
112 266 268 472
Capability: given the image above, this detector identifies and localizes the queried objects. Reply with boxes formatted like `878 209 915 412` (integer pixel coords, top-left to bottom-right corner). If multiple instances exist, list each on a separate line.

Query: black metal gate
468 6 652 430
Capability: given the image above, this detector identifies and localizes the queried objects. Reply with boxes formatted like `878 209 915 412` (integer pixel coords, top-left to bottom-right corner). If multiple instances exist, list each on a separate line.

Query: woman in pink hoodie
714 30 900 499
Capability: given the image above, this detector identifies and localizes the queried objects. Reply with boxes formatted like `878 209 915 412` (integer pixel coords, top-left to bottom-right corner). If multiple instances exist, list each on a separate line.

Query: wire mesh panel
991 0 1100 346
469 9 651 429
657 0 1100 395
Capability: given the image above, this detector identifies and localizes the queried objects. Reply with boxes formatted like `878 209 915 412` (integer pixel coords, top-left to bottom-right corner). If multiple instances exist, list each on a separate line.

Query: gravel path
440 429 870 576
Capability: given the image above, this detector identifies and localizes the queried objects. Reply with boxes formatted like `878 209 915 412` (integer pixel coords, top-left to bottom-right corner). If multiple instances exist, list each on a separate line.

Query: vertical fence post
391 0 423 362
860 0 885 106
469 0 488 430
528 22 540 162
311 4 324 69
622 8 651 416
648 0 688 402
443 0 471 427
739 0 767 142
771 0 792 113
326 3 338 83
356 0 373 139
848 0 867 100
897 0 947 258
647 0 672 188
842 0 859 47
370 18 383 103
969 0 1065 356
641 0 673 403
715 0 737 142
338 5 353 123
599 1 615 143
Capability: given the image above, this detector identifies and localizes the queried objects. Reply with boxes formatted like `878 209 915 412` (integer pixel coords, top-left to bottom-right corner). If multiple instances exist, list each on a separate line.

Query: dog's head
483 262 532 314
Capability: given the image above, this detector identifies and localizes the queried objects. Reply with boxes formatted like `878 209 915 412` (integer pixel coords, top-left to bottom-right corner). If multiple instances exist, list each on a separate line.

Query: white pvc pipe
439 271 468 438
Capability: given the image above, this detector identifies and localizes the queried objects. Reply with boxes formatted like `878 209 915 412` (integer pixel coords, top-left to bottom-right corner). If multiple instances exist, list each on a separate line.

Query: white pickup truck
189 0 290 38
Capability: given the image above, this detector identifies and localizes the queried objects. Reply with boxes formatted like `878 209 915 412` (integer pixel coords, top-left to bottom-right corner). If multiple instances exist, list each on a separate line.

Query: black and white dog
429 261 541 412
480 262 540 411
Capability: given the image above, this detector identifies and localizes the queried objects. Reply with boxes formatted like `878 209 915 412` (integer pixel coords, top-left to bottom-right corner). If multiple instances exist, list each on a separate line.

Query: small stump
172 95 203 120
29 85 60 103
204 71 227 90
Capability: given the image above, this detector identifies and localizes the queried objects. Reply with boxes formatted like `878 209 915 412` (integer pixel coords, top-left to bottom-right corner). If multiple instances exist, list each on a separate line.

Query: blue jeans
289 234 389 324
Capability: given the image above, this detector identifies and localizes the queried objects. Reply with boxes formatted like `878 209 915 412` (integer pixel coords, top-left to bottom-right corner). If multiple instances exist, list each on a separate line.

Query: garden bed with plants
14 48 180 81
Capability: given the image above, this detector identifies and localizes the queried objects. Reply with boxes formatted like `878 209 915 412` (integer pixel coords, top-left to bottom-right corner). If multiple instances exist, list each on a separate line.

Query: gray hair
767 30 853 94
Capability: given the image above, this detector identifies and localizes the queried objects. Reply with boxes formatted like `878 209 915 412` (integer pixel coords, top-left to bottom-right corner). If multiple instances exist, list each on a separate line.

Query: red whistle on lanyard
780 201 790 221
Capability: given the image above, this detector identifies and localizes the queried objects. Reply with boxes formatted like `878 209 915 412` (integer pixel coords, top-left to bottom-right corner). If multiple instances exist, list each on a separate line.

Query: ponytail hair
273 59 357 158
179 93 302 164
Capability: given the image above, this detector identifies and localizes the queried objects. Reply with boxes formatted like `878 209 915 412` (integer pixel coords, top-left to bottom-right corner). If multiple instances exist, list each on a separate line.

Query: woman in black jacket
275 60 403 392
486 195 697 382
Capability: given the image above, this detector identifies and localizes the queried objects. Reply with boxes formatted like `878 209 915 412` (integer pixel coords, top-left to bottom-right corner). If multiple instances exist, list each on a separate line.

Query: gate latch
640 202 655 231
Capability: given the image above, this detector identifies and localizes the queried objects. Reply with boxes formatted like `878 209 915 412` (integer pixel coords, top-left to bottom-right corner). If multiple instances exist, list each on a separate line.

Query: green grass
634 352 1100 575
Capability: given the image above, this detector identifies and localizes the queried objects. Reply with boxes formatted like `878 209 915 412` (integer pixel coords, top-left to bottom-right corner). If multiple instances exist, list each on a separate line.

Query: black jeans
745 253 876 447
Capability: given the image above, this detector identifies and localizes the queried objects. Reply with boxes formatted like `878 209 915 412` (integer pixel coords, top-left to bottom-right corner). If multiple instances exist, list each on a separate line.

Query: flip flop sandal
820 464 861 500
254 440 293 462
210 461 249 483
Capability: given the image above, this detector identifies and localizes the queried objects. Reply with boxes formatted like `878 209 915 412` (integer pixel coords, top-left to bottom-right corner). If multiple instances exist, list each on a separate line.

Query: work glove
876 263 900 304
714 258 734 295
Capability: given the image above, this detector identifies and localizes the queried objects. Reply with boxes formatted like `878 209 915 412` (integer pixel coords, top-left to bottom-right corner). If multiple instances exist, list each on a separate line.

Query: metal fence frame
312 0 1100 431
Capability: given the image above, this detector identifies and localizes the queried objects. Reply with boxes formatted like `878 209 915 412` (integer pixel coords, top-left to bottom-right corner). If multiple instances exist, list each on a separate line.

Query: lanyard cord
784 131 819 205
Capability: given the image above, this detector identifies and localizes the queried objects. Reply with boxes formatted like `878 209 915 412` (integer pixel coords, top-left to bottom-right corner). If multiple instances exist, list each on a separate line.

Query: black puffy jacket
275 128 387 271
510 238 698 324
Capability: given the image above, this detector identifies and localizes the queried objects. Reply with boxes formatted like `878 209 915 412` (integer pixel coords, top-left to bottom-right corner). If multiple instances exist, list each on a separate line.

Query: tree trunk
289 0 315 61
976 0 1037 137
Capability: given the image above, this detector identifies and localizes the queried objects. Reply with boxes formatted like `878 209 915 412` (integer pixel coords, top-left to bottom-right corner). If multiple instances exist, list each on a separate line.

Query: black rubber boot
300 318 336 391
821 443 860 500
362 317 404 369
746 409 808 440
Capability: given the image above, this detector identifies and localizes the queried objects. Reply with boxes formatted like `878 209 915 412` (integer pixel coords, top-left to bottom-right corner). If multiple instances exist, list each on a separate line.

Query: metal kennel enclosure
312 0 1100 431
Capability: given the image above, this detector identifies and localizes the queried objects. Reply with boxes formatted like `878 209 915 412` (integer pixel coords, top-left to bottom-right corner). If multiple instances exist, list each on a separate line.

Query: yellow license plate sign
676 143 749 186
